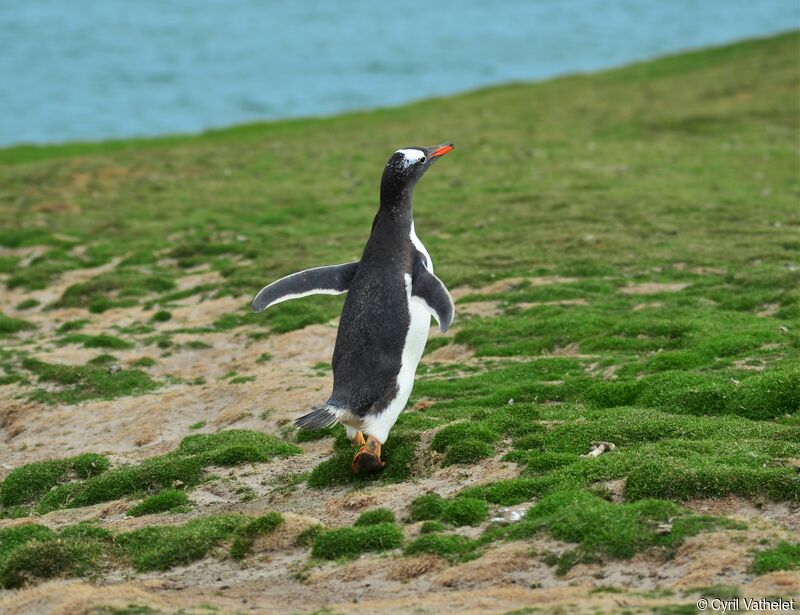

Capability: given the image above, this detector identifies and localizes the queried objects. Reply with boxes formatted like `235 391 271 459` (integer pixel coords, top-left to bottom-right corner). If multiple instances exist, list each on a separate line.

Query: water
1 1 796 146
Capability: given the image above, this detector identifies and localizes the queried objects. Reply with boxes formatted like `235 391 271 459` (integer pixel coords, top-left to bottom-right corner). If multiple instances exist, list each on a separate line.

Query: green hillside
0 33 798 610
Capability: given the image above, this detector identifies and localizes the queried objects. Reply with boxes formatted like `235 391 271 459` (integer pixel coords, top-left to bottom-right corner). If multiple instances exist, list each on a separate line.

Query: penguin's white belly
363 274 431 442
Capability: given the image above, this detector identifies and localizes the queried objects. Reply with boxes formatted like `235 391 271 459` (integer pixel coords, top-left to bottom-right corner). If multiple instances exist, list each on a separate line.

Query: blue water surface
1 1 796 146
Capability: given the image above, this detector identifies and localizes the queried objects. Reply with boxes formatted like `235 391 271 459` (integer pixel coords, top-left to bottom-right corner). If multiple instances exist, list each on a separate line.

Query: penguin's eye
417 156 426 165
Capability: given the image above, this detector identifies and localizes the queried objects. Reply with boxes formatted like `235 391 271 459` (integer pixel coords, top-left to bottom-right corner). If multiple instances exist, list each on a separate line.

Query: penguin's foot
350 431 366 448
351 436 385 474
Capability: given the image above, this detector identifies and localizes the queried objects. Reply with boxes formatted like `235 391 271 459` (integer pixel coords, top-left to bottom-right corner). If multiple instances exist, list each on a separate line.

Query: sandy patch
757 303 780 317
620 282 690 295
457 300 504 318
425 343 475 363
451 276 578 300
632 301 664 311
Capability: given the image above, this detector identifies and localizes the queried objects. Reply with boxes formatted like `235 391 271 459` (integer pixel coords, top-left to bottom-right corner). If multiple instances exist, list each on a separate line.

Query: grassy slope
0 33 798 600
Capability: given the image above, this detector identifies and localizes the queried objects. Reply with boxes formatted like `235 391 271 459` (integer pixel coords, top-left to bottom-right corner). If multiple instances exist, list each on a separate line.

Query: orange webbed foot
351 435 385 474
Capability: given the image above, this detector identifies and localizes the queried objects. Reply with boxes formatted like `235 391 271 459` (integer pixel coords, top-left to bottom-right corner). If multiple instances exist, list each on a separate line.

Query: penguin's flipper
411 257 455 332
252 261 359 313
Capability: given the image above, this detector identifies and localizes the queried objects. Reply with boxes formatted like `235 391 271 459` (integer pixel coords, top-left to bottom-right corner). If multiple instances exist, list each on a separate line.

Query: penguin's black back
327 213 415 416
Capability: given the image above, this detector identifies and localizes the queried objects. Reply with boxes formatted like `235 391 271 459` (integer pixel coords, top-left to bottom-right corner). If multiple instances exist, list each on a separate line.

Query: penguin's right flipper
252 261 359 312
412 256 455 332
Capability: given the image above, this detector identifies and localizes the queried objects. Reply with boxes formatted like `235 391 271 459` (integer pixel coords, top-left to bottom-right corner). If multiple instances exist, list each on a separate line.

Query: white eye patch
396 148 426 168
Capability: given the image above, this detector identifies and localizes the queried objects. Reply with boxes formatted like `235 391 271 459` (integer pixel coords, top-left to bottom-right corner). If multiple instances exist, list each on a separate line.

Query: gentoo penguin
252 143 455 473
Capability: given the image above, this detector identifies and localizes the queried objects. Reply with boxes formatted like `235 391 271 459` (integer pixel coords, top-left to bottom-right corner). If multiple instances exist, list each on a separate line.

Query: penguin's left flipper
252 261 359 312
412 256 455 332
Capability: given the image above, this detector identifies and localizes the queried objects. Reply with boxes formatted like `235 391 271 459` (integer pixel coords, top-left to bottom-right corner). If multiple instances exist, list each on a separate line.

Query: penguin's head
381 143 455 196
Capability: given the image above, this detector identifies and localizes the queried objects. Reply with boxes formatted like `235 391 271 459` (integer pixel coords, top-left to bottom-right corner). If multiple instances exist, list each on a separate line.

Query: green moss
56 318 90 333
409 494 446 521
54 270 176 311
295 425 337 442
57 333 133 349
0 513 292 587
229 512 284 560
441 497 489 526
15 298 40 310
460 478 544 506
128 489 189 517
624 456 798 502
188 421 205 430
88 353 118 366
177 429 301 464
0 453 109 506
354 508 395 527
583 380 645 408
443 439 495 465
408 494 488 527
229 375 255 384
116 514 245 571
0 537 104 588
59 523 113 541
404 533 480 562
311 523 403 560
294 524 324 548
0 255 19 273
736 368 800 420
419 520 447 534
151 310 172 322
587 368 800 421
19 430 299 514
0 313 35 335
0 524 56 569
751 541 800 574
131 357 157 367
500 489 743 571
72 453 111 478
6 249 86 290
22 358 159 404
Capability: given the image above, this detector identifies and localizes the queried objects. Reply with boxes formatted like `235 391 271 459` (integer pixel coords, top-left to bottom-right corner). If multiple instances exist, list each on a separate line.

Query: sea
0 0 796 146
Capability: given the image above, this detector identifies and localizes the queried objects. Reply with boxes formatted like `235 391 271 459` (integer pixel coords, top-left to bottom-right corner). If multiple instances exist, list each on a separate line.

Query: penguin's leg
345 425 366 447
351 435 386 474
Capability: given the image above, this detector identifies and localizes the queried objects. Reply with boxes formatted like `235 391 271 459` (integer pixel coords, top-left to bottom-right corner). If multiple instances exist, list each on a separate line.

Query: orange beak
430 143 455 158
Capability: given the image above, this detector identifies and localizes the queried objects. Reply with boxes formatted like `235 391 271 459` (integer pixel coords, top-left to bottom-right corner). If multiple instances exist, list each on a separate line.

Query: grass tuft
354 508 396 527
751 542 800 574
229 512 284 560
0 313 35 335
116 514 245 572
409 494 446 522
0 453 109 507
311 523 404 560
22 357 159 404
404 533 481 562
1 430 299 515
498 489 744 573
0 537 104 588
128 489 189 517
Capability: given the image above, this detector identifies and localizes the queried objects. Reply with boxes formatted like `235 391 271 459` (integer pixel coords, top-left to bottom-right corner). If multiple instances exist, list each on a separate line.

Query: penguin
252 143 455 473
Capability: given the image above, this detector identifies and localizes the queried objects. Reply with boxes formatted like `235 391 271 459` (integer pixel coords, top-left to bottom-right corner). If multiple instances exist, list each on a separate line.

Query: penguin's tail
295 405 339 431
